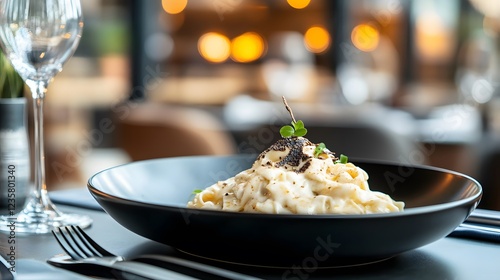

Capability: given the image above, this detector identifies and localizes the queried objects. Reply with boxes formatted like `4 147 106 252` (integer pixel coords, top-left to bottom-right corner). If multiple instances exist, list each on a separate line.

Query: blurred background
37 0 500 209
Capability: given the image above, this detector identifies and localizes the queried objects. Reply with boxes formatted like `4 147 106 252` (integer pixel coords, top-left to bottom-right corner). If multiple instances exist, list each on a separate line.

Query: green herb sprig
279 97 349 162
279 97 308 138
335 154 348 164
314 142 326 158
280 120 307 137
192 189 202 194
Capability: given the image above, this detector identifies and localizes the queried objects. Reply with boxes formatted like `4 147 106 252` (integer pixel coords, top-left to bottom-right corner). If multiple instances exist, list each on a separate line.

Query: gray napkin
49 188 102 211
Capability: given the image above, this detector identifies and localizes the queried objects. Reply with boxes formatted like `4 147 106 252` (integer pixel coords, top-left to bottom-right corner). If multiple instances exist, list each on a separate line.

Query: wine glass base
0 210 92 234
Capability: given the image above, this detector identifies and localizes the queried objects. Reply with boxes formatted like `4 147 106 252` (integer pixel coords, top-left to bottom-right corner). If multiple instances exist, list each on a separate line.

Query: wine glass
0 0 92 233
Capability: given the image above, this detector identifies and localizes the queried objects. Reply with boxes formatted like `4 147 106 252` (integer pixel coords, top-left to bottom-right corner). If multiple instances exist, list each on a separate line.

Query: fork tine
64 226 98 259
52 227 85 260
72 225 115 257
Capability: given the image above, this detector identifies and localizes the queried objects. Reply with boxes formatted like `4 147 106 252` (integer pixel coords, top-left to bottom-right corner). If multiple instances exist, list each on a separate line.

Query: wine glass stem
28 80 48 201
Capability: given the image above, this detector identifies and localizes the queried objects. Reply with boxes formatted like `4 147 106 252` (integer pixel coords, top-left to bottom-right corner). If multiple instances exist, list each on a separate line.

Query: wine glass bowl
0 0 82 93
0 0 91 234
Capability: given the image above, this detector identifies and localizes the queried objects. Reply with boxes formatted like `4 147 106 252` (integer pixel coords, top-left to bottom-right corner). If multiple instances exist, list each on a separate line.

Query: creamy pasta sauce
187 137 404 214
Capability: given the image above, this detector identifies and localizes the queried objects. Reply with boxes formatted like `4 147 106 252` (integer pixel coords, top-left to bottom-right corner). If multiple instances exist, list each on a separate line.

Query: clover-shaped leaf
293 120 304 130
280 120 308 138
280 125 295 137
292 120 307 136
294 127 307 137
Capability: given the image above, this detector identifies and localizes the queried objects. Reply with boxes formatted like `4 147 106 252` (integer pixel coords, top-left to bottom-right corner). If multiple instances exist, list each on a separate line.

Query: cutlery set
448 209 500 243
49 225 261 280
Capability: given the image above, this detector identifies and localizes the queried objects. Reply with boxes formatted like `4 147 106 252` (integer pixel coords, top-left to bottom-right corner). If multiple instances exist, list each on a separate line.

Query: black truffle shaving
257 137 315 173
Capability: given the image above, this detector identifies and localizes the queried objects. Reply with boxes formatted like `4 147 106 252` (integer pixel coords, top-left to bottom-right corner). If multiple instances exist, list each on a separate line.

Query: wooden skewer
282 96 296 123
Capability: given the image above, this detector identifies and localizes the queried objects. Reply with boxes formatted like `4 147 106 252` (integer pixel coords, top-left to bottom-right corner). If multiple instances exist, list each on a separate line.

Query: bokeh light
287 0 311 9
198 32 231 63
162 0 188 15
351 23 380 52
415 14 453 61
304 26 331 53
145 33 174 61
231 32 266 63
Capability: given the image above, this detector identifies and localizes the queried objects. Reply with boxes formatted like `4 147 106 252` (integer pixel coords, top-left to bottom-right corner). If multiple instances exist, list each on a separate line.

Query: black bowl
87 154 482 267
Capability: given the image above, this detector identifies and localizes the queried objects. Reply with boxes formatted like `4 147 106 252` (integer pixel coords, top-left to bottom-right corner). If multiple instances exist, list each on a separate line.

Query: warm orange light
162 0 188 15
198 32 231 63
304 26 331 53
230 32 265 63
351 24 380 52
415 13 453 62
287 0 311 9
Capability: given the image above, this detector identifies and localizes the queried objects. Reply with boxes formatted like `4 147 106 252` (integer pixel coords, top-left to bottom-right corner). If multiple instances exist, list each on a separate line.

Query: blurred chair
232 122 422 164
303 123 421 164
116 102 236 161
476 134 500 210
477 152 500 210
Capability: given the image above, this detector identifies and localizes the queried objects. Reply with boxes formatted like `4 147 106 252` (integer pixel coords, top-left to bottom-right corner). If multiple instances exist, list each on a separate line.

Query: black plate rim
87 154 482 220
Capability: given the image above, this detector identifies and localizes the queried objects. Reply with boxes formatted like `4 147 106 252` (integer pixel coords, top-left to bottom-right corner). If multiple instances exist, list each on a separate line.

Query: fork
51 225 262 280
51 226 196 279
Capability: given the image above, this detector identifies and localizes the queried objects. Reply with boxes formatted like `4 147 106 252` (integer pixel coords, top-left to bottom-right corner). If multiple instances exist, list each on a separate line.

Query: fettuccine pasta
187 137 404 214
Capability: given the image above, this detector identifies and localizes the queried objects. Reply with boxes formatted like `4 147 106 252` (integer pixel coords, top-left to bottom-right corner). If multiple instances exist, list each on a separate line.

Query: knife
133 254 263 280
465 209 500 227
47 255 197 280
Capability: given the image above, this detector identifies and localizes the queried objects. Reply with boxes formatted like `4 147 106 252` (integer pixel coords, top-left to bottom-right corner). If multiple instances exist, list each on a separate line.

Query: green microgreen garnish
192 189 202 194
280 97 308 138
335 154 348 164
314 142 326 158
280 120 308 137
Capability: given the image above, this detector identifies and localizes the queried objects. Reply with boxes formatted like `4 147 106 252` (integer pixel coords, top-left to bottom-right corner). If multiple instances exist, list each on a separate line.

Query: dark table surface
1 196 500 279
